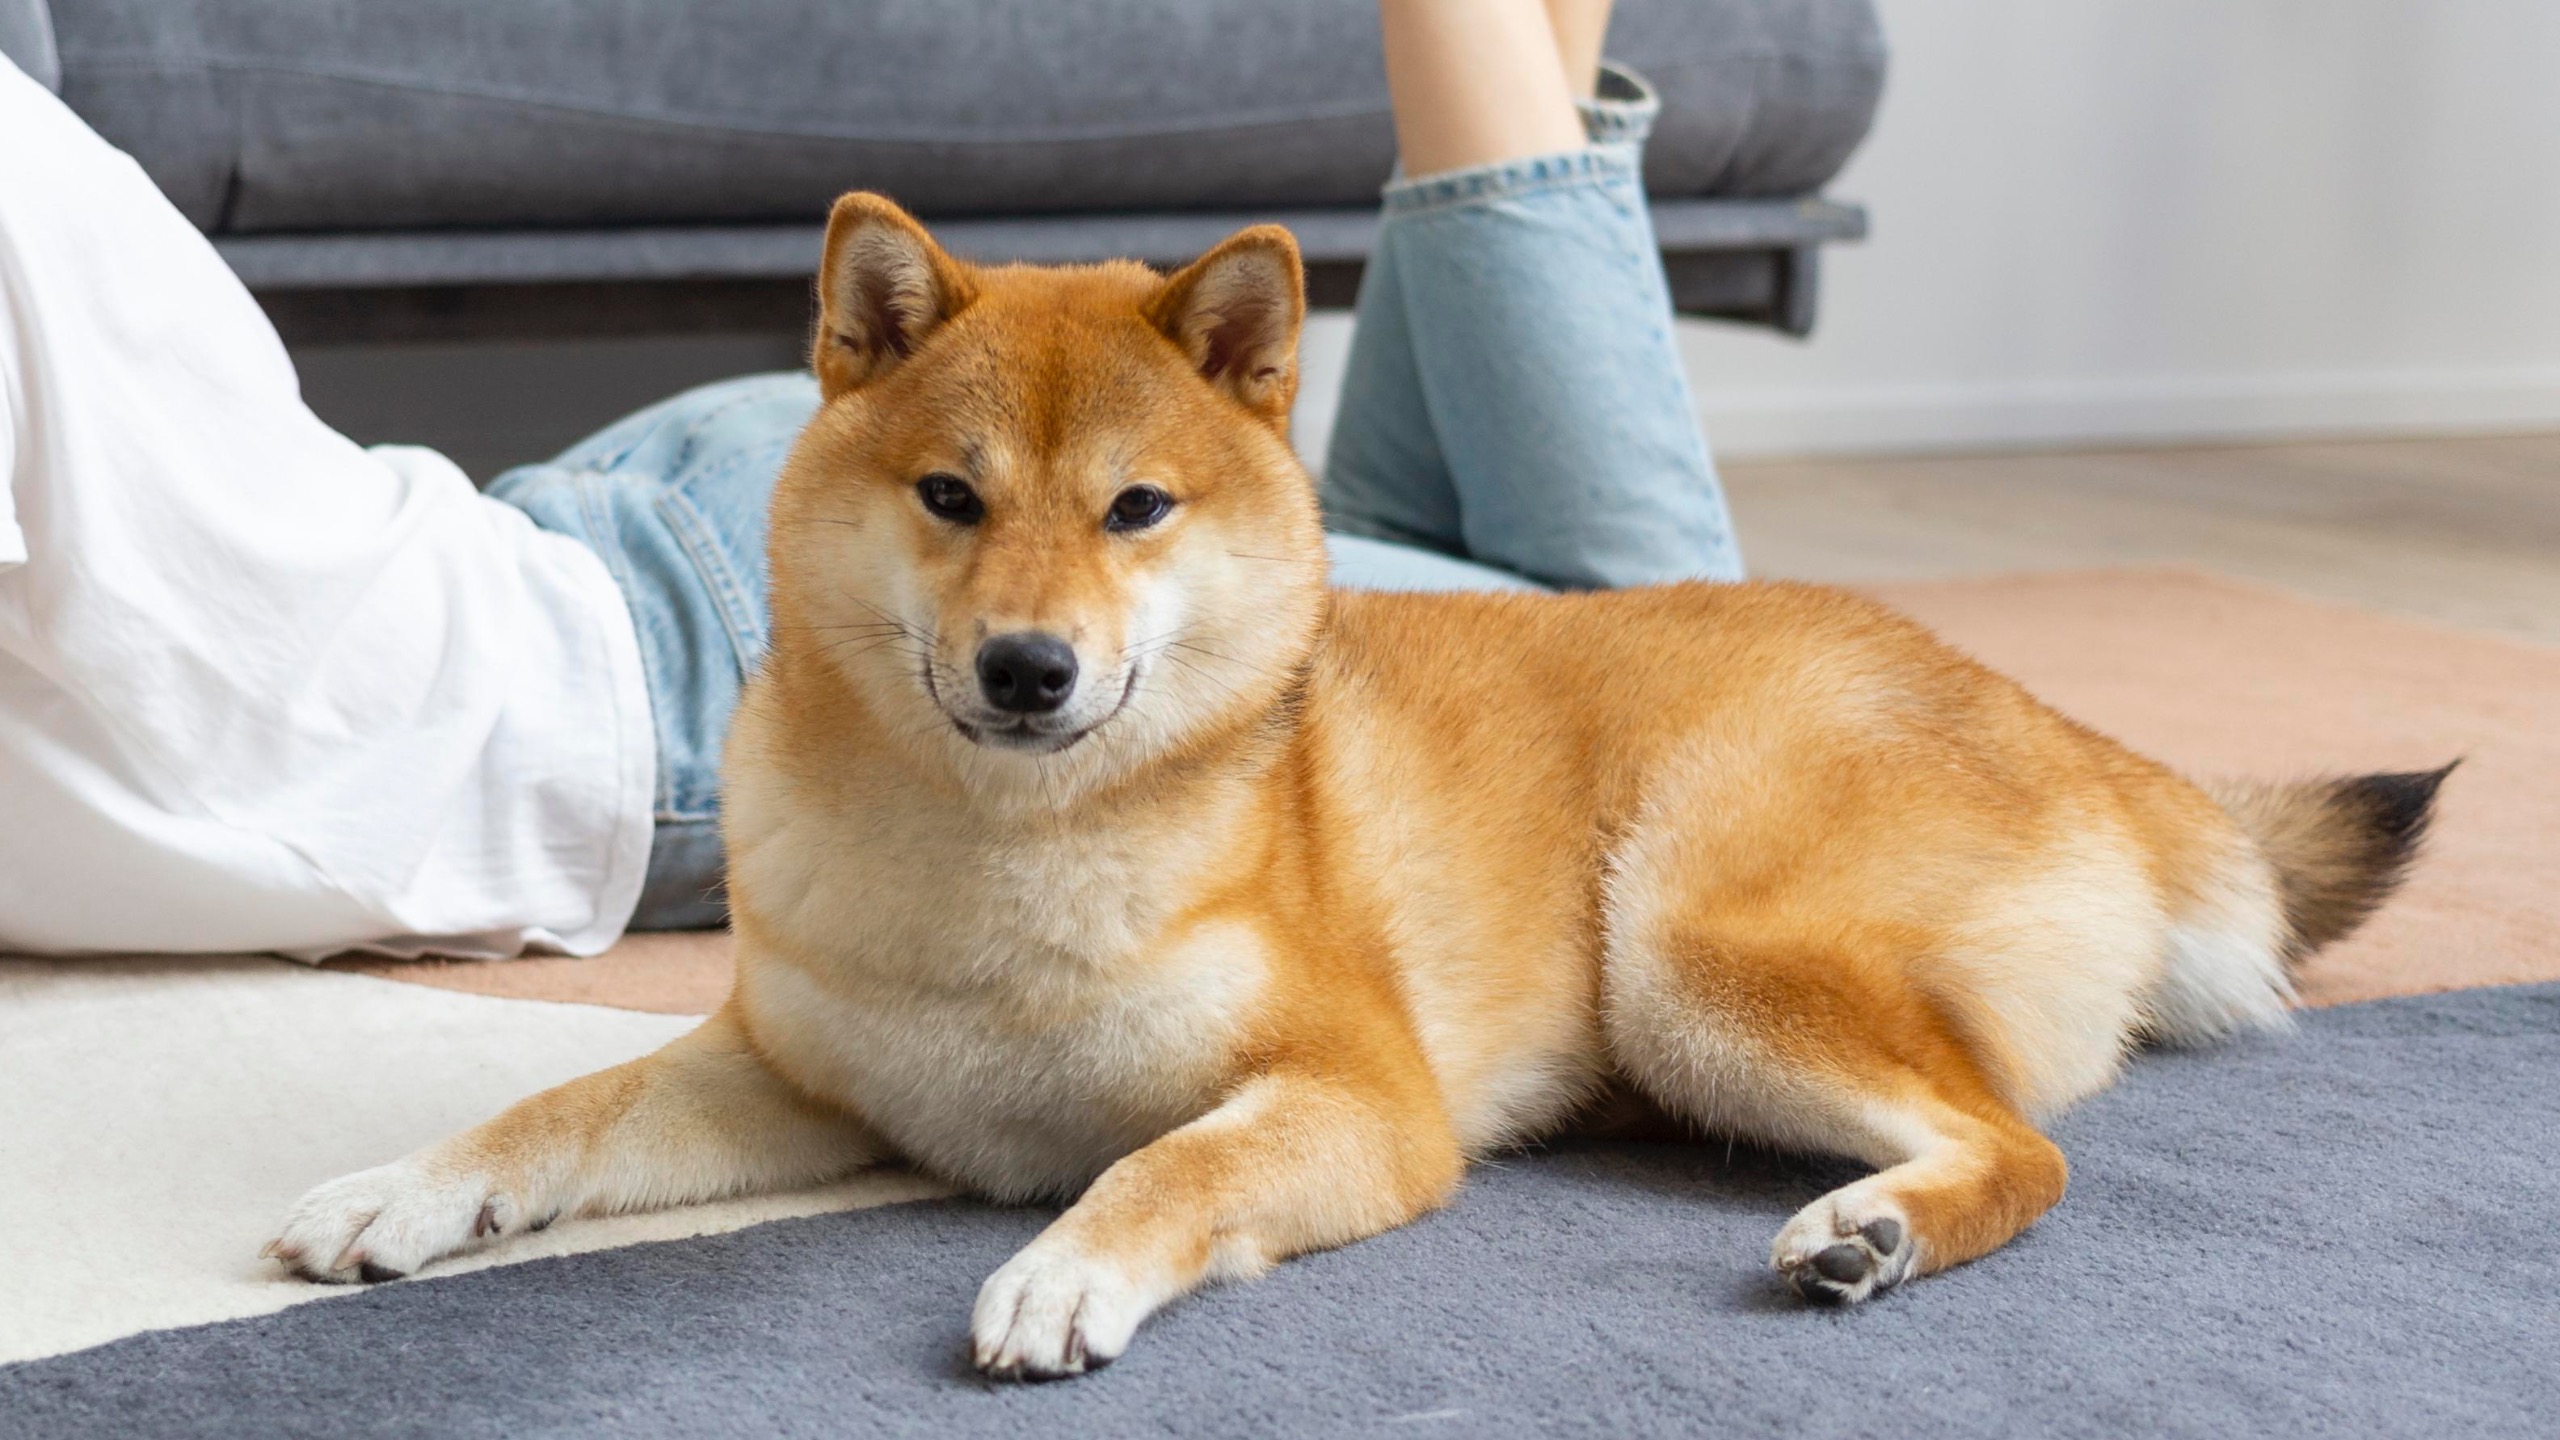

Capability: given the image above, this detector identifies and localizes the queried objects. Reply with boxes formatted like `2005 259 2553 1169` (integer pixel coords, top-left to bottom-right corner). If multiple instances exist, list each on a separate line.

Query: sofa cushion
50 0 1883 235
0 0 57 91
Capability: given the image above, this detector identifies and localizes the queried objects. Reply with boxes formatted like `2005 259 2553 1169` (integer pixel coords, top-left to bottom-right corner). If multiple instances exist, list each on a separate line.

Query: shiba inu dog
269 193 2444 1380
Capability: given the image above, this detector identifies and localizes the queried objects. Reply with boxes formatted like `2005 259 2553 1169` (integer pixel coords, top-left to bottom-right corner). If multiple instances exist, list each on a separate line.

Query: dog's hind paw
264 1160 511 1284
971 1239 1151 1381
1772 1185 1917 1305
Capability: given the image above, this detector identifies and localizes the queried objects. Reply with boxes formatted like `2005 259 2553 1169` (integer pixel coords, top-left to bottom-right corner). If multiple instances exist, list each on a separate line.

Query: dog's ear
1146 226 1305 429
813 192 976 399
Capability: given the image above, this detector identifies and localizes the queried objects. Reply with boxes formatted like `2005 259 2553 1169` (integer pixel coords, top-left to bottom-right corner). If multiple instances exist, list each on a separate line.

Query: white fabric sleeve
0 57 654 958
0 322 21 570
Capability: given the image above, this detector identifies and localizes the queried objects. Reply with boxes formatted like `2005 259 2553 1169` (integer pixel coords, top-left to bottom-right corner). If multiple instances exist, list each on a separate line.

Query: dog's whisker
842 595 938 644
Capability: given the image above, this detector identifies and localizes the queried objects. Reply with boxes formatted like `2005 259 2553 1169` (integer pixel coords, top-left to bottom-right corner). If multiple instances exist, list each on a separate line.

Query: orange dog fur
268 194 2443 1380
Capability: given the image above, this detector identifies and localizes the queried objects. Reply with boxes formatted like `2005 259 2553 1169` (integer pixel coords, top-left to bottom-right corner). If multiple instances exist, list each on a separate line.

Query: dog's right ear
813 192 976 399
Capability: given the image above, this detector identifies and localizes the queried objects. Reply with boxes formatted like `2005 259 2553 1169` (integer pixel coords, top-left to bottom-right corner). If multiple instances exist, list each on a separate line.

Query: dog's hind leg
265 1004 877 1282
1603 923 2069 1303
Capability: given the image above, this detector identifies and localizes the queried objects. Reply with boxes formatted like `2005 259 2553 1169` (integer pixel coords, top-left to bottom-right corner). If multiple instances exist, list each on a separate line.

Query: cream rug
0 958 949 1365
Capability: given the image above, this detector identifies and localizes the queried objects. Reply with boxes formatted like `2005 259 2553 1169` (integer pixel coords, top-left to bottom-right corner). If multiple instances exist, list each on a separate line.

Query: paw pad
1811 1244 1870 1286
1773 1194 1917 1305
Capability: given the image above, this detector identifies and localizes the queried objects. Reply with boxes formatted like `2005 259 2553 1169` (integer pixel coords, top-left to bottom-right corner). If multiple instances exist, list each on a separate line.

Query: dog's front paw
1771 1185 1917 1305
263 1159 516 1284
971 1239 1151 1381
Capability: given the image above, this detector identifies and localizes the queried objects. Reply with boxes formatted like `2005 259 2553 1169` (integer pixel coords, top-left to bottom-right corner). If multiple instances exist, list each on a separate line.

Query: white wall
310 2 2560 473
1676 0 2560 457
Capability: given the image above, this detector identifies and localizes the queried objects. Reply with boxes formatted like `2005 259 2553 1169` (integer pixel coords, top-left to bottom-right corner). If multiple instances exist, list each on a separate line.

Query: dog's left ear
1146 226 1304 429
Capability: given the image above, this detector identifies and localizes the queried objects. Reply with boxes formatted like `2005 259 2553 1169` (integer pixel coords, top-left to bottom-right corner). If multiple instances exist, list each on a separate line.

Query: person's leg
487 373 820 929
1320 0 1582 566
1378 0 1591 180
1316 219 1468 564
1543 0 1614 103
1323 0 1743 591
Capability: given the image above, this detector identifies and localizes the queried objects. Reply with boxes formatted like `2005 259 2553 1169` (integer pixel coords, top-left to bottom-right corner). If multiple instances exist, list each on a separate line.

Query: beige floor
1723 431 2560 646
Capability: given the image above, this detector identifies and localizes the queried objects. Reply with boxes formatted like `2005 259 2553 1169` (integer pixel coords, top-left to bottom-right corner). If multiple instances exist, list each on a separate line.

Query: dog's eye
1106 485 1173 532
916 474 983 525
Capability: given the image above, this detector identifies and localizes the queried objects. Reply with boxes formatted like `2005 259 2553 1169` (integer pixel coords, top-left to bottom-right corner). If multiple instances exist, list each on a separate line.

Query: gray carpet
7 984 2556 1438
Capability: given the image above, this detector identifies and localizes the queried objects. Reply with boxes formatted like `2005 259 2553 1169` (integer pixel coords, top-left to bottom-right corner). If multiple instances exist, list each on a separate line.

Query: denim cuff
1381 144 1640 218
1579 60 1659 150
634 816 729 929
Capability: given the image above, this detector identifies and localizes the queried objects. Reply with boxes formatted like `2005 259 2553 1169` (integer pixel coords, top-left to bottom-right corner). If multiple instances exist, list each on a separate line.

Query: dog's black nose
976 632 1078 714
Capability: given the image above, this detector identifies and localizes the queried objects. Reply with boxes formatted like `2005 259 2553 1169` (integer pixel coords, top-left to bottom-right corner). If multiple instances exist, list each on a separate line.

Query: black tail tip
2341 759 2458 853
2228 761 2455 962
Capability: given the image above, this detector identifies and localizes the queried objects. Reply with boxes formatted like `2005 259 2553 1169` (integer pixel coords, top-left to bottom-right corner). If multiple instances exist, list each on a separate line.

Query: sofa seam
56 55 1406 145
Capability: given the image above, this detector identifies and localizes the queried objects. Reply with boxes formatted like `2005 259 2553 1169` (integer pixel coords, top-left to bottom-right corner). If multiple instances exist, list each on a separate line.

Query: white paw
1771 1184 1917 1304
970 1239 1152 1381
263 1159 519 1283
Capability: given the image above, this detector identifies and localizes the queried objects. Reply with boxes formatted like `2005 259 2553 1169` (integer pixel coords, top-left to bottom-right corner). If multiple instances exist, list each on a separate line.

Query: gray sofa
4 0 1883 342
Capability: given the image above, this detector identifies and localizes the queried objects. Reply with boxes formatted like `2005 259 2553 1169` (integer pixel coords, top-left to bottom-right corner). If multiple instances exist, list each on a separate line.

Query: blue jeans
491 63 1740 929
1324 64 1741 592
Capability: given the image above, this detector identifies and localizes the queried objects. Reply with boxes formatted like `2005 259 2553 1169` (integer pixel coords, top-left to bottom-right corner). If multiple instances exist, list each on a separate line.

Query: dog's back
1311 580 2420 1126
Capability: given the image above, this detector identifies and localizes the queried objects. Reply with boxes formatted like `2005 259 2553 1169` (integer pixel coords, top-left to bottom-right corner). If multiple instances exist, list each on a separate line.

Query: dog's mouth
924 662 1141 755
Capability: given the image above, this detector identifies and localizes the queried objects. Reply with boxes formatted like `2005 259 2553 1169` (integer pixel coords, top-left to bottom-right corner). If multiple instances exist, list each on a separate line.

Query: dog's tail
2141 762 2451 1046
2205 762 2453 962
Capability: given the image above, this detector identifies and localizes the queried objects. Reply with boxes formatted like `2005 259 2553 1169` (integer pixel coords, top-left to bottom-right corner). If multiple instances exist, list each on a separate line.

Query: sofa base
230 198 1864 345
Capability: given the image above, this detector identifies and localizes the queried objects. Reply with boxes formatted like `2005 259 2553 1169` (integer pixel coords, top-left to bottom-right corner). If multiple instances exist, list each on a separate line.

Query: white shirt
0 58 656 959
